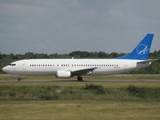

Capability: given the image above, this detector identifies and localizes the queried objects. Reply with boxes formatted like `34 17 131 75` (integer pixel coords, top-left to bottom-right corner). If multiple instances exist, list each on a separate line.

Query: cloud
0 0 160 54
0 3 45 17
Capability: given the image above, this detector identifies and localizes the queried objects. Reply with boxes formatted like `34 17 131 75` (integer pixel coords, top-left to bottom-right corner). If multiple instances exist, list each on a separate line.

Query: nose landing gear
17 77 21 81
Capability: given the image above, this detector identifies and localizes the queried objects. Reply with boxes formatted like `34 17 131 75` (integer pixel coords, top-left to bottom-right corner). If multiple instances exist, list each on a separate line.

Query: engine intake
56 70 71 78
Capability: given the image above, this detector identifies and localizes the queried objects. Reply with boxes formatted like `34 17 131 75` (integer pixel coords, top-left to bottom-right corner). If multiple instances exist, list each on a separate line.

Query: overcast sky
0 0 160 54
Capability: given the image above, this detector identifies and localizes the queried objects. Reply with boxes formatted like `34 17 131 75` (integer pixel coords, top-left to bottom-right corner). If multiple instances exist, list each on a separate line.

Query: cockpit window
8 64 16 66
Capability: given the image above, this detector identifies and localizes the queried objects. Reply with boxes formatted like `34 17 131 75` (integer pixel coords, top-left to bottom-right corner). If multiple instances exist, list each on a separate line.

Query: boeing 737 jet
2 34 155 81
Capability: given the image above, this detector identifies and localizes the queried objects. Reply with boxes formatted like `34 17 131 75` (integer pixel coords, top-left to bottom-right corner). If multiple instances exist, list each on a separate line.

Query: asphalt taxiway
0 79 160 83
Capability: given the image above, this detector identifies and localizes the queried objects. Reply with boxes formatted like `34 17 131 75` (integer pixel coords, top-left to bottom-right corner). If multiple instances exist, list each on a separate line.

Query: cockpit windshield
8 64 16 66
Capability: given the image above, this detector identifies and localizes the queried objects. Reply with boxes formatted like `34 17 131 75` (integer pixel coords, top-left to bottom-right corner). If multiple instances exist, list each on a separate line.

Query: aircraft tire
77 76 83 81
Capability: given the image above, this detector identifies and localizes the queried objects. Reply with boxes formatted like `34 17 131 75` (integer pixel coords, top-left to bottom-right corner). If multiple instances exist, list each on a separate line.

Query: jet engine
56 70 71 78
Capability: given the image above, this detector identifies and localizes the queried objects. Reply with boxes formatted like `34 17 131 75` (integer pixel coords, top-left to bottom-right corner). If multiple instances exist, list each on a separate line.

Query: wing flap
70 67 98 76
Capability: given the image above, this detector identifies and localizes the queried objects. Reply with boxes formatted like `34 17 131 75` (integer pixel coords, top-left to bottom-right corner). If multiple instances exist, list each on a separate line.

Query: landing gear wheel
18 77 21 81
77 76 83 81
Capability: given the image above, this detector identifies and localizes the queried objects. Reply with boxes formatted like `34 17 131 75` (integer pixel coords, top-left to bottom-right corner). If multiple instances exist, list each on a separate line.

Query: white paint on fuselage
2 59 150 76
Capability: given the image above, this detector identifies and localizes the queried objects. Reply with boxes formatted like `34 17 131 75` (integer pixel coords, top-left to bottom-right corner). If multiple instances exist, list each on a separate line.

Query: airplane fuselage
3 59 150 76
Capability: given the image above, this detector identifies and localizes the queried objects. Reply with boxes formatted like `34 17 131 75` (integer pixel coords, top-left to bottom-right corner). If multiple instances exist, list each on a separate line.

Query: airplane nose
2 66 14 74
2 66 8 73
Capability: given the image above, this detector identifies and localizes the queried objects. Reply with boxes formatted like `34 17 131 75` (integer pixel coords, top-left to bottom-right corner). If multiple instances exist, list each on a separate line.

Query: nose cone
2 66 9 73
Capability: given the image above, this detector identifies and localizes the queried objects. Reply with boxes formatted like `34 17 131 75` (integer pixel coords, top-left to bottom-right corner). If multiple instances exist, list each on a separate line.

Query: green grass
0 75 160 120
0 101 160 120
0 84 160 102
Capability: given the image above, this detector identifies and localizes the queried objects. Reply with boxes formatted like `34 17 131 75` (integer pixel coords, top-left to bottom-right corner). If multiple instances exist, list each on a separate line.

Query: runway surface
0 79 160 83
1 74 160 83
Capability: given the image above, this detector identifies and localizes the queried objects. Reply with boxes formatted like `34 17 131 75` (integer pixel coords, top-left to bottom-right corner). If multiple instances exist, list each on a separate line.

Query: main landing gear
77 76 83 81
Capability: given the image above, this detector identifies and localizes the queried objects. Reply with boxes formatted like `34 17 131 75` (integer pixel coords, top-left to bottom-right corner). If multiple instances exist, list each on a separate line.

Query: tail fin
117 34 154 60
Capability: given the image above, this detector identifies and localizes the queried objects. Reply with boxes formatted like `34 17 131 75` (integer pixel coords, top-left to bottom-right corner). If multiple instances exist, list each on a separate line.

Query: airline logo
136 44 149 55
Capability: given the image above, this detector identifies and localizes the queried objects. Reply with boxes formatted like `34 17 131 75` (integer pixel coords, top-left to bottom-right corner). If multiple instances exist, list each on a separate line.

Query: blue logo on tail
136 44 149 55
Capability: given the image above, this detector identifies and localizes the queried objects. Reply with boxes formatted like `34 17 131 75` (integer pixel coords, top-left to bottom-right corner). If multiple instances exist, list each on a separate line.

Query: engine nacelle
56 70 71 78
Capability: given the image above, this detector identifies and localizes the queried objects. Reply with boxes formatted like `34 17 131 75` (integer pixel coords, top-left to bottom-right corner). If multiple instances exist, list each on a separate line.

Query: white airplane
2 34 155 81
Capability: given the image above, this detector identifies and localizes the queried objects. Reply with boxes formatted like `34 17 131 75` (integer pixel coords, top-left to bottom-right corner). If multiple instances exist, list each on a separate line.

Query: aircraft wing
70 67 98 76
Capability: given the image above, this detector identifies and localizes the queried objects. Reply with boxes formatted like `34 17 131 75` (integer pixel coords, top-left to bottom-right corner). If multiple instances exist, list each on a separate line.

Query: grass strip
0 101 160 120
0 84 160 102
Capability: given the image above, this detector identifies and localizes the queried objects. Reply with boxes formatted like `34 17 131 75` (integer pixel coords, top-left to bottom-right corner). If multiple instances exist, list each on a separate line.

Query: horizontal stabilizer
137 59 158 64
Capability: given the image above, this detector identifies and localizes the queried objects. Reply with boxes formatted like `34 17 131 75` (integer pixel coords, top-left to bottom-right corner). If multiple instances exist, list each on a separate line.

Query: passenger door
22 63 26 70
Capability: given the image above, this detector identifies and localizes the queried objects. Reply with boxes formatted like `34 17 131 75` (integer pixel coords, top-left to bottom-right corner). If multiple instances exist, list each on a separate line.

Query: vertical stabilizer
117 34 154 60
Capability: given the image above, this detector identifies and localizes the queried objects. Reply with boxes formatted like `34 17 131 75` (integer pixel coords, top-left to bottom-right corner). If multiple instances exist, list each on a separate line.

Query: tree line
0 50 160 74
